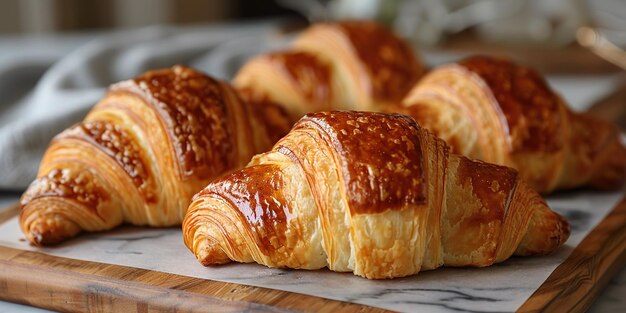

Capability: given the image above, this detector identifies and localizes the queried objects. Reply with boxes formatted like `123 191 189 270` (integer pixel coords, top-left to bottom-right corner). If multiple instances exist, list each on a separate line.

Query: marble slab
0 190 623 312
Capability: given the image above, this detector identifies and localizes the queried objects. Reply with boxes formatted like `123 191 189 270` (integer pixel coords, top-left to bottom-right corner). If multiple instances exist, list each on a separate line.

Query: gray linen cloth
0 21 280 190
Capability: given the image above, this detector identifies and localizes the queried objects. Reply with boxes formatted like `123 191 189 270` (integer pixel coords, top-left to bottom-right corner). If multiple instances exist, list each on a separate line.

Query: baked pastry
183 111 569 279
20 65 290 246
234 21 424 120
400 55 626 193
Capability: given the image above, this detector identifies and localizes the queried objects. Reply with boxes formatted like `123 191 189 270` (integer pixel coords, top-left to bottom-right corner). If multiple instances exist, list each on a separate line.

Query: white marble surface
0 190 623 312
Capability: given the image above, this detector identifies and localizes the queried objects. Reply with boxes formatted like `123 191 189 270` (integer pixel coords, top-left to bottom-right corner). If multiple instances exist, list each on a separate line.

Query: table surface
0 192 625 313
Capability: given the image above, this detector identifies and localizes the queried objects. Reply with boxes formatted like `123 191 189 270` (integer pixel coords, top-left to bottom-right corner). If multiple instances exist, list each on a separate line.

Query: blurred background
0 0 624 192
0 0 295 34
0 0 624 47
1 0 625 73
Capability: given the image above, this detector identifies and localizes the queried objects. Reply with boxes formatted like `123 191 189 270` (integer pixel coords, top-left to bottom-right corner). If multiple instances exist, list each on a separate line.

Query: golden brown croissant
399 55 626 193
234 21 424 120
183 111 569 279
20 65 291 246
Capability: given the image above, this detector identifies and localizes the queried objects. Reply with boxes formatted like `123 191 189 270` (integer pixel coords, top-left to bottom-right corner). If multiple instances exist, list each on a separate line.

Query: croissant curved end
589 139 626 189
514 182 571 256
27 219 80 246
20 203 81 246
555 213 571 249
194 237 231 266
183 197 232 266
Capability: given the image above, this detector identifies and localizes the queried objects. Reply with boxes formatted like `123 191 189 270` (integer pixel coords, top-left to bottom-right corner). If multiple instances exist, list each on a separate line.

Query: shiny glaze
126 65 234 179
296 111 426 215
338 21 422 102
459 56 563 152
456 156 518 224
20 168 108 216
269 51 333 107
199 164 291 256
76 120 156 203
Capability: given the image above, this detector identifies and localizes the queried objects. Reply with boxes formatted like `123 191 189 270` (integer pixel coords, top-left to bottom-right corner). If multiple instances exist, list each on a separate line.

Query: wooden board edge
517 197 626 313
0 245 384 313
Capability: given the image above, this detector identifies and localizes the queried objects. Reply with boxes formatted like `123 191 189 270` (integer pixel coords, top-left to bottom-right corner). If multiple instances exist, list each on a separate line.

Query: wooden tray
0 198 624 313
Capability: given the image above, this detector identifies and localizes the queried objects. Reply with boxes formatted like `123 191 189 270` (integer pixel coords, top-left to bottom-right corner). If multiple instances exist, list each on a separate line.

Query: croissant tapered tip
538 211 571 256
589 141 626 190
555 212 571 248
514 182 571 256
20 196 82 246
195 237 231 266
23 216 81 246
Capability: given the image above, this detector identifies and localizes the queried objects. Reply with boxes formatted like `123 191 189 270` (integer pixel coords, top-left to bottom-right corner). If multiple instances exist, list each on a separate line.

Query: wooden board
0 205 379 313
1 198 625 313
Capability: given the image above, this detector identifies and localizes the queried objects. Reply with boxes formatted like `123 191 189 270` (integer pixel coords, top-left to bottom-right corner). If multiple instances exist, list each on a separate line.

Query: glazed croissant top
400 56 626 193
20 65 291 245
183 111 569 279
234 21 424 120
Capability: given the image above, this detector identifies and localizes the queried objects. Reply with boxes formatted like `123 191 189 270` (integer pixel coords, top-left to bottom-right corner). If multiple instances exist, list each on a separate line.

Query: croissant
20 65 291 246
234 21 424 120
183 111 570 279
399 55 626 193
